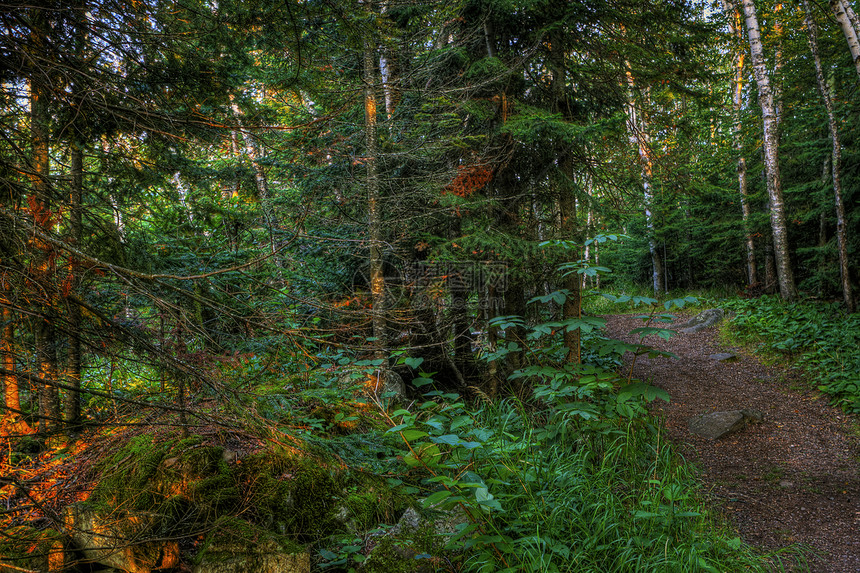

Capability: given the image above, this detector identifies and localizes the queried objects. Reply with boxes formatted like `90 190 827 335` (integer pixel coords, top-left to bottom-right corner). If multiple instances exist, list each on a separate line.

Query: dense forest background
1 0 859 571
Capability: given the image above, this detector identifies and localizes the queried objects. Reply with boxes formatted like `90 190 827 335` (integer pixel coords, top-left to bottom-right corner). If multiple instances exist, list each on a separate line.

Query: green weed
723 296 860 413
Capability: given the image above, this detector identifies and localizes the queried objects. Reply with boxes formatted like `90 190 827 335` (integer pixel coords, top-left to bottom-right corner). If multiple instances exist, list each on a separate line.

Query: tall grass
455 399 798 572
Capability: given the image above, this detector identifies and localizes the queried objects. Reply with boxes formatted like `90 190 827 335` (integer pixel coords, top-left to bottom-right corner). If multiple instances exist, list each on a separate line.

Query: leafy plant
724 296 860 412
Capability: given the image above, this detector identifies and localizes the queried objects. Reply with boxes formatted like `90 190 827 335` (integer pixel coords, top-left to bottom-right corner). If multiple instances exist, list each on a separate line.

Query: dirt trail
604 314 860 573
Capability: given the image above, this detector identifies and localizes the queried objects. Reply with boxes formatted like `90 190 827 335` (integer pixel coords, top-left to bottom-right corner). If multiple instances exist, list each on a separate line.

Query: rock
362 506 470 572
779 480 794 488
376 370 406 404
192 540 310 573
64 503 180 573
337 368 406 405
677 309 725 334
191 516 310 573
708 352 737 362
688 409 764 440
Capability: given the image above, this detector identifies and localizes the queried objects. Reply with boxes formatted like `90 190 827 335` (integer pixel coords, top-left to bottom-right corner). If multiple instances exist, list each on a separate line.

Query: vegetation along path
605 313 860 573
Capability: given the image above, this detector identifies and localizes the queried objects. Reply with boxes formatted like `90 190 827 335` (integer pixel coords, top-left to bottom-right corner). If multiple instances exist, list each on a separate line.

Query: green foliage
0 527 64 571
724 296 860 412
309 280 779 572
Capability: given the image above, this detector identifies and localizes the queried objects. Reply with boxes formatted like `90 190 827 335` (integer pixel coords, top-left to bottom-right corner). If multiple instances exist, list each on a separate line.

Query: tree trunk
625 69 665 294
723 0 757 286
0 185 24 432
29 60 61 433
363 36 387 365
64 143 83 428
1 285 27 433
550 26 582 362
741 0 796 301
832 0 860 78
842 0 860 34
448 215 472 375
804 1 855 312
559 182 581 364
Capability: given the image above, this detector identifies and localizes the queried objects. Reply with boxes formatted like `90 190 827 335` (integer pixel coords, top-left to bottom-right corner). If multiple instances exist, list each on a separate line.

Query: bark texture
742 0 796 301
363 37 387 364
624 68 664 294
723 0 757 286
30 65 61 433
64 143 83 427
804 1 855 312
832 0 860 78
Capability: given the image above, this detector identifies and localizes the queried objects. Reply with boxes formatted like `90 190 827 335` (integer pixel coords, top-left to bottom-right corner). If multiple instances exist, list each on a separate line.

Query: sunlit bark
29 42 61 431
741 0 796 301
625 68 665 294
363 36 387 364
842 0 860 34
64 143 83 428
723 0 757 285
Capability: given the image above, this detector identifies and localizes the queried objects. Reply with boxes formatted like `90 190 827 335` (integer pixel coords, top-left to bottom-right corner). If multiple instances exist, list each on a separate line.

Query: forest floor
605 313 860 573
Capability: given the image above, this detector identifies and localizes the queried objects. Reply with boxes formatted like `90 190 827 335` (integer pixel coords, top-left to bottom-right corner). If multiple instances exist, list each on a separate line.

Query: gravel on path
604 314 860 573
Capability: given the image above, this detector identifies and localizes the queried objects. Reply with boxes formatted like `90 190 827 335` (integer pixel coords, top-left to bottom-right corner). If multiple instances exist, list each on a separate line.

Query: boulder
64 503 179 573
676 309 725 334
337 368 406 405
361 505 470 573
688 409 763 440
192 538 310 573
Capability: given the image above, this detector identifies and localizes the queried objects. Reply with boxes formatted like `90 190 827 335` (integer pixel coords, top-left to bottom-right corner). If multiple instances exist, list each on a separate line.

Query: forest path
604 314 860 573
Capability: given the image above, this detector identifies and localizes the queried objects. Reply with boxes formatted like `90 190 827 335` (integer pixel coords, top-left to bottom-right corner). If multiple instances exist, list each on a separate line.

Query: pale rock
676 309 725 334
64 503 179 573
688 409 764 439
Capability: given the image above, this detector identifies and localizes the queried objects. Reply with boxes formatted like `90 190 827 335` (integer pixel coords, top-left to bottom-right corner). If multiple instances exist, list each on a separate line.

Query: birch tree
723 0 757 286
803 0 855 312
741 0 796 300
625 68 665 294
831 0 860 78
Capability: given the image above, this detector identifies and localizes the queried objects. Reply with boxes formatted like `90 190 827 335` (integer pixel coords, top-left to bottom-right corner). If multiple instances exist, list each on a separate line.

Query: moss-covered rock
361 521 444 573
193 516 308 572
64 502 180 573
82 431 408 568
361 507 469 573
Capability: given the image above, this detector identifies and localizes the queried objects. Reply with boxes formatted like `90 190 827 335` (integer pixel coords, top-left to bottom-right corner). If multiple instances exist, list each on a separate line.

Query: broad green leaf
422 490 453 507
400 429 429 441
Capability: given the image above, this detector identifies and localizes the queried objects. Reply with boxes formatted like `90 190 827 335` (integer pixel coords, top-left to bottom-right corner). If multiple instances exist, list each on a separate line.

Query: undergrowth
723 295 860 413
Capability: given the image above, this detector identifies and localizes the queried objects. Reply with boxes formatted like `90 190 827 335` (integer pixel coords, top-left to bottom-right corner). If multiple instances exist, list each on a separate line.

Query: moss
85 430 407 565
0 527 64 571
193 516 305 565
361 522 445 573
90 434 240 540
92 434 170 510
237 451 342 539
338 476 410 532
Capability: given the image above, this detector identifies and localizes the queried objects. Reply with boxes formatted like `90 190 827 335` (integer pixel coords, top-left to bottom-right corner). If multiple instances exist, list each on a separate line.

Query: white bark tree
741 0 796 300
803 0 855 312
831 0 860 78
723 0 757 286
624 67 665 294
